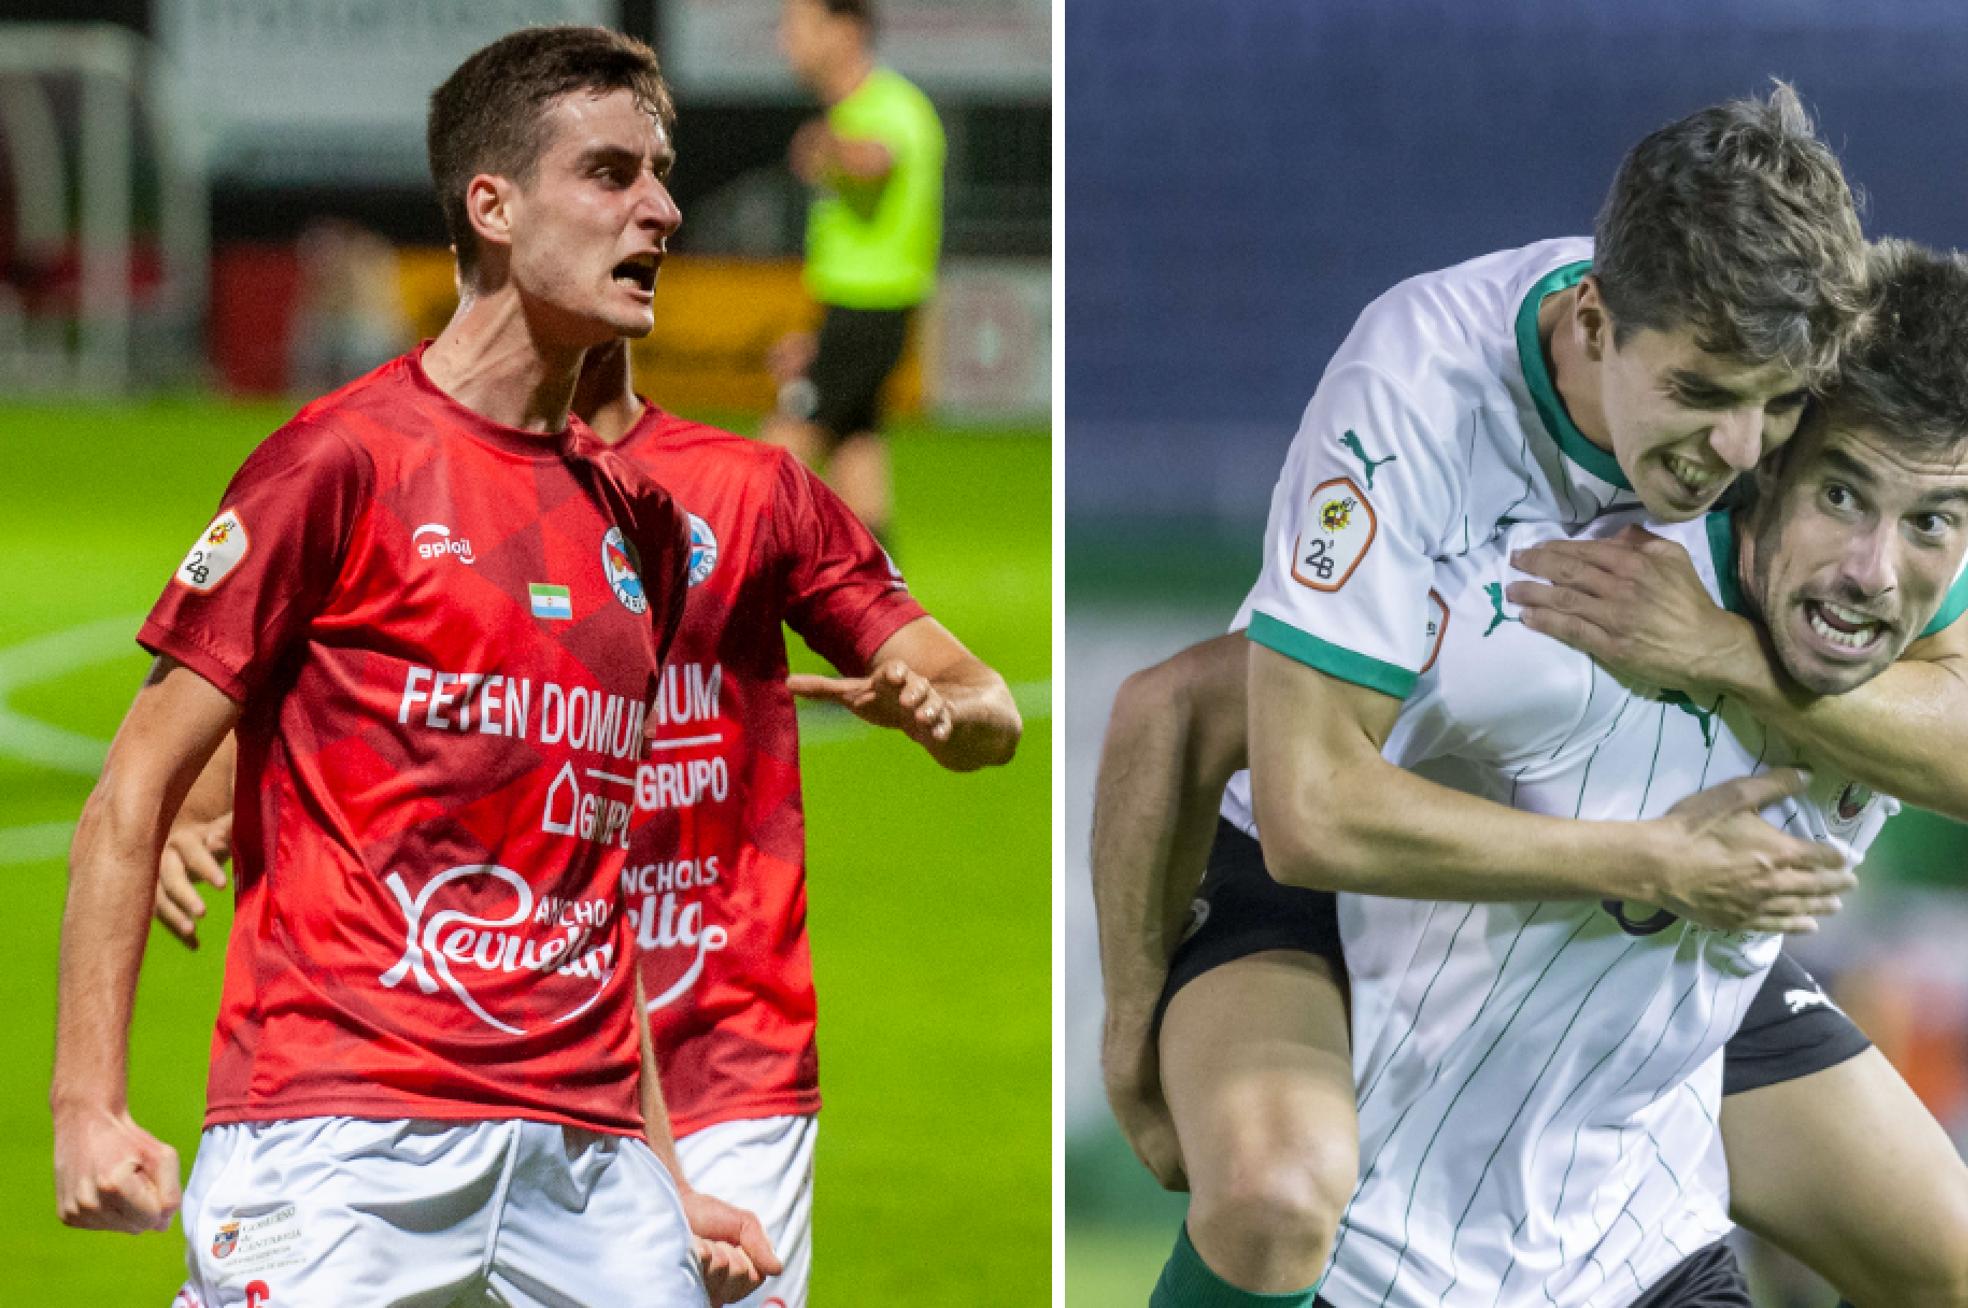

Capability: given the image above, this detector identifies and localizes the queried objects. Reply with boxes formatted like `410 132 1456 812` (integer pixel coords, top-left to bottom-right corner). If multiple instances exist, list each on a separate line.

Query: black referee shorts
1154 820 1871 1093
805 304 912 446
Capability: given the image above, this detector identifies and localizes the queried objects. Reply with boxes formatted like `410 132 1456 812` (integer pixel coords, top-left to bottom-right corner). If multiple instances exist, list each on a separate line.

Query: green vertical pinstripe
1440 933 1641 1302
1375 910 1594 1306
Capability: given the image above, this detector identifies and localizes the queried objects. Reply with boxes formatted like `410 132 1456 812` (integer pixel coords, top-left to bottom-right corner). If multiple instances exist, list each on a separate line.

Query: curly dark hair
1822 239 1968 449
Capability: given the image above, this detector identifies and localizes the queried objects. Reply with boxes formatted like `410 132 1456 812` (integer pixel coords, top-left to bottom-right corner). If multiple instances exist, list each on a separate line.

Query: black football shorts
1154 819 1870 1094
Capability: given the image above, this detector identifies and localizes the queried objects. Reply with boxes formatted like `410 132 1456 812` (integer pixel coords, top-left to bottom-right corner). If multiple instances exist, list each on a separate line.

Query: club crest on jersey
211 1221 240 1259
686 513 718 587
175 509 249 592
1292 477 1375 593
601 526 647 614
1835 781 1874 823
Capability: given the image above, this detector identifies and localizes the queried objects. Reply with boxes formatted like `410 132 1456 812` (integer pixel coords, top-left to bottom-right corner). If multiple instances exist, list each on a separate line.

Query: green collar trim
1514 260 1630 490
1921 564 1968 637
1704 511 1753 618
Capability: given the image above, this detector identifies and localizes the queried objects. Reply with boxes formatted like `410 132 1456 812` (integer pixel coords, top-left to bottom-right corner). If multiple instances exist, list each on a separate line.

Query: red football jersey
615 406 925 1135
140 350 690 1136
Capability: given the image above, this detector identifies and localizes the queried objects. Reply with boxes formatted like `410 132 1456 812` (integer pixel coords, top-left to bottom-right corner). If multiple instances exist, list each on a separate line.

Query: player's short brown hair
429 26 674 280
1593 82 1871 387
1819 239 1968 450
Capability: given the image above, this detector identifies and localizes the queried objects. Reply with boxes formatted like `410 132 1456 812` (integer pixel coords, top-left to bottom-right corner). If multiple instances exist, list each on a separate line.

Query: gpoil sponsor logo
378 863 616 1034
413 522 476 564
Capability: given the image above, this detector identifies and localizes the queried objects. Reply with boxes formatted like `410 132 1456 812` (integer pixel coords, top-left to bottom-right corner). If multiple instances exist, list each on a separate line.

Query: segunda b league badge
686 513 718 587
1291 476 1376 592
601 526 647 614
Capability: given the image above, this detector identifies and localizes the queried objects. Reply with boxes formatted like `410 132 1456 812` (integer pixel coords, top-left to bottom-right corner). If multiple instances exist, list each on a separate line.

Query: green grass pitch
0 397 1051 1302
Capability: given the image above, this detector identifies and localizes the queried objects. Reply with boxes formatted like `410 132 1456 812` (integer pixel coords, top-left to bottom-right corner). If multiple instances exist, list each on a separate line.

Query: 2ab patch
1291 477 1375 592
175 509 250 592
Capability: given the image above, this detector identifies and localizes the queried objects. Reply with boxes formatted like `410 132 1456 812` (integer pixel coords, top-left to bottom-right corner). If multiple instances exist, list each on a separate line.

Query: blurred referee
770 0 945 549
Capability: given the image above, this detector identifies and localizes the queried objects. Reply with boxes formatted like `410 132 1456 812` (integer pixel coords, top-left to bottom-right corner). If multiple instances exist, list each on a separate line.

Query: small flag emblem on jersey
529 583 573 620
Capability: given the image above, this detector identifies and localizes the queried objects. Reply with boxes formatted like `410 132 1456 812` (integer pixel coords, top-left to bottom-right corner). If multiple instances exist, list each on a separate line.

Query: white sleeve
1243 361 1462 700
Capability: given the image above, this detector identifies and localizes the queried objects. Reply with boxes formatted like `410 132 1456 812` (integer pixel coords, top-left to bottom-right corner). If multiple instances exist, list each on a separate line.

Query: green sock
1147 1223 1324 1308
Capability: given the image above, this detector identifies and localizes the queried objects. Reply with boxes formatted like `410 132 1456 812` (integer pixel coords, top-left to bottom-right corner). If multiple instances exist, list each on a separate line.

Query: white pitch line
0 613 147 775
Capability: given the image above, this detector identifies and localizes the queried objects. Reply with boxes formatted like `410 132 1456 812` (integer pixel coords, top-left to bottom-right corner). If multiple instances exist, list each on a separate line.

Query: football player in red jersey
150 326 1022 1306
579 337 1022 1307
53 26 777 1306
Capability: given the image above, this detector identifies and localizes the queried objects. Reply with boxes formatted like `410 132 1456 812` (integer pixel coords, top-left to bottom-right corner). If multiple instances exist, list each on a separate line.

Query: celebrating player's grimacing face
490 88 679 344
1594 318 1811 521
1747 416 1968 694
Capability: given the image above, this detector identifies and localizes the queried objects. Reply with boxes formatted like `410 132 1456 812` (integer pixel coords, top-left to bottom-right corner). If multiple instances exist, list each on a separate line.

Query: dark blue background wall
1066 0 1968 521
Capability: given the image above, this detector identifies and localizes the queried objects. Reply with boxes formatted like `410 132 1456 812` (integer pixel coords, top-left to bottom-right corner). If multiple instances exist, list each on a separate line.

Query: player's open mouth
613 253 660 299
1663 452 1726 501
1801 599 1888 657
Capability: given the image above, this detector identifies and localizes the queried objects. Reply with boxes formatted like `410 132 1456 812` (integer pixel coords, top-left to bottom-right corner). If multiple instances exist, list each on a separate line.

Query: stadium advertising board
157 0 609 183
666 0 1049 98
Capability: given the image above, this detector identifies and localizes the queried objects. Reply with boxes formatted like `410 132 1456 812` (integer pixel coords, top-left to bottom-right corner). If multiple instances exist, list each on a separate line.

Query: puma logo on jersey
1670 698 1717 747
1481 583 1520 636
1339 430 1399 489
1784 987 1834 1015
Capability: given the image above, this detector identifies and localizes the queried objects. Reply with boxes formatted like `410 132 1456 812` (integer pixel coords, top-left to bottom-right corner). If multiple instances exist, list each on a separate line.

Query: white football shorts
172 1116 704 1307
675 1114 817 1308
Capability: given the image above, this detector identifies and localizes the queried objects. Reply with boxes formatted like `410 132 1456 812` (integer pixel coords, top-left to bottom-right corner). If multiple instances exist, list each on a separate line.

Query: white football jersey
1226 507 1909 1307
1233 237 1634 699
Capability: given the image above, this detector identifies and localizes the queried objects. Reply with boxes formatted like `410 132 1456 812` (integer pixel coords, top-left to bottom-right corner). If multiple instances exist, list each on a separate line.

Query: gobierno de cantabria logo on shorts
601 526 647 613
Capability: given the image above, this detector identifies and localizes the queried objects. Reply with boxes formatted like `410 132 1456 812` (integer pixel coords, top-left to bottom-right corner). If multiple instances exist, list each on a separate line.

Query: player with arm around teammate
53 27 779 1307
1100 241 1968 1306
1099 83 1876 1302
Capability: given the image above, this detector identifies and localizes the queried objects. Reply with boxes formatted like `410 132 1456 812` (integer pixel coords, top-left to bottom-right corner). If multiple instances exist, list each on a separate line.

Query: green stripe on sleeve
1247 612 1418 699
1923 561 1968 637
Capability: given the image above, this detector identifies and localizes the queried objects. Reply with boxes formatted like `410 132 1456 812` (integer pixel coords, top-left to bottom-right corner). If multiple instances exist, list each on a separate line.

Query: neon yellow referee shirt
804 67 945 310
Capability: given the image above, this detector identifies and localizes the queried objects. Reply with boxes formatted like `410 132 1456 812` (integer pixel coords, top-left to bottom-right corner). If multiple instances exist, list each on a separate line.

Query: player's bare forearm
178 732 236 825
632 972 689 1187
53 659 238 1114
1247 642 1850 935
1723 625 1968 822
1092 635 1249 1027
821 133 893 183
872 617 1020 770
1247 644 1653 901
1512 529 1968 819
